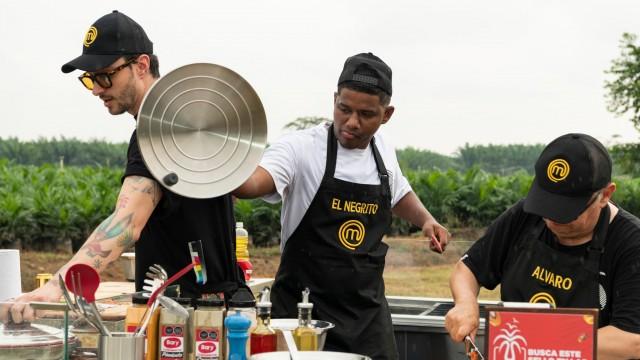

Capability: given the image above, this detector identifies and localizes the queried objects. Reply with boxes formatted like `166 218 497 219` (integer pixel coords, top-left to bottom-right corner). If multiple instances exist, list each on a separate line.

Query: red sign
198 341 216 353
485 307 597 360
164 337 182 349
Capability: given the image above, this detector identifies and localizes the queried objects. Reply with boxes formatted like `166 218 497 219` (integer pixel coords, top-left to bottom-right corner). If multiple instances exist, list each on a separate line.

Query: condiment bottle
224 308 251 360
159 297 190 360
293 288 317 351
125 293 148 333
235 222 253 281
193 296 225 360
175 297 195 360
250 287 277 354
226 288 257 357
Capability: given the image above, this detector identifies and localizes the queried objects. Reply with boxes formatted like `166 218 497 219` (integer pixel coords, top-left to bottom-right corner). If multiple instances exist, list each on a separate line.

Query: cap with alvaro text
523 133 612 223
61 10 153 73
338 52 392 96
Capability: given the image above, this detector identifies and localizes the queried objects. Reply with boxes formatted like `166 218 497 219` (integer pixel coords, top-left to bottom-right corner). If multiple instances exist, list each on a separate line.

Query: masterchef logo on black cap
338 52 393 96
546 159 570 183
62 10 154 73
523 133 612 223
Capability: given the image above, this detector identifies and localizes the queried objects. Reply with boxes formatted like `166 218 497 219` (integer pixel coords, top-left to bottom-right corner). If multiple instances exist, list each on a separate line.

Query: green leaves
1 161 638 250
0 162 122 250
605 32 640 130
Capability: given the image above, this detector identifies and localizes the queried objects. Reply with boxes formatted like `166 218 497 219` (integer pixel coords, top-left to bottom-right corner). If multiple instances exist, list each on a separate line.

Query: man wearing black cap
234 53 449 359
1 11 241 323
444 133 640 358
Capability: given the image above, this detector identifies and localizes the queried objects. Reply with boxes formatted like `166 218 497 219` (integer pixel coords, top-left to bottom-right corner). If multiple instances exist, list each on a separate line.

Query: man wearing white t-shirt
234 53 448 359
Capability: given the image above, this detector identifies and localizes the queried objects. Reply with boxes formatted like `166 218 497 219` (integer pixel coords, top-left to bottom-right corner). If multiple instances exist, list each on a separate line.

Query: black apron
271 125 398 360
501 206 610 322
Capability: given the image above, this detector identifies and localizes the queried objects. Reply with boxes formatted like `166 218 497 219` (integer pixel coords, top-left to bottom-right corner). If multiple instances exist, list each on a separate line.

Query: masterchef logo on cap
546 159 570 183
84 26 98 47
338 220 365 250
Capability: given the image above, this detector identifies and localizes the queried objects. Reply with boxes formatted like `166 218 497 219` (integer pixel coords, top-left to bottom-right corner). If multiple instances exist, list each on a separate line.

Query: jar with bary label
193 297 225 360
159 297 191 360
175 297 195 360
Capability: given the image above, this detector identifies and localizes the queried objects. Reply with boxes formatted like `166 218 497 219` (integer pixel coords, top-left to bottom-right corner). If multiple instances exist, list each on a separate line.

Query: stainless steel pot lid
137 63 267 199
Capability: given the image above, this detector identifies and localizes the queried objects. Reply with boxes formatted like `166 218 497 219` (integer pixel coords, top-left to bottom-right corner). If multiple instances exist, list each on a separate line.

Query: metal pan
137 63 267 199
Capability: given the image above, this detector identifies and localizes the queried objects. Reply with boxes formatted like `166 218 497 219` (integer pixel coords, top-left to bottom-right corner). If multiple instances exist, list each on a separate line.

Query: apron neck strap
585 204 610 263
325 124 390 199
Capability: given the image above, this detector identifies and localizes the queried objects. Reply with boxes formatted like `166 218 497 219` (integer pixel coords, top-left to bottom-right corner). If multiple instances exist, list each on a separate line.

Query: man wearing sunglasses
445 133 640 359
1 11 242 324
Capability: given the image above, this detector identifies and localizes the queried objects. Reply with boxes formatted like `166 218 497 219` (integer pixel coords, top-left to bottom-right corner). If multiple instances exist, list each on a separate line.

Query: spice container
224 308 251 360
159 297 191 360
226 288 256 357
193 296 225 360
125 293 160 360
250 287 276 354
174 297 195 360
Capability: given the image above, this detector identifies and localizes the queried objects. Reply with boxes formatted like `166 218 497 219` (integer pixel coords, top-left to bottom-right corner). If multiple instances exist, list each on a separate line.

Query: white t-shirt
260 122 412 250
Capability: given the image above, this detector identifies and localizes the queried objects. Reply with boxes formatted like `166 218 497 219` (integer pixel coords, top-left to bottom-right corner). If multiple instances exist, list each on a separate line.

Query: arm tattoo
129 176 161 207
81 210 134 259
117 228 135 249
93 259 102 270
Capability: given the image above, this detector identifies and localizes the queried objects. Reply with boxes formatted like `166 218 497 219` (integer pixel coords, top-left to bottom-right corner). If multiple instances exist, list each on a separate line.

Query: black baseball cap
61 10 153 73
338 52 392 96
523 133 612 223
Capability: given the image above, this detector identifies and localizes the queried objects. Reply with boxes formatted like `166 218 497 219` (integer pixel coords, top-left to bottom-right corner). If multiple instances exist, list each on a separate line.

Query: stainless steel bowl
250 351 371 360
137 63 267 199
270 319 334 351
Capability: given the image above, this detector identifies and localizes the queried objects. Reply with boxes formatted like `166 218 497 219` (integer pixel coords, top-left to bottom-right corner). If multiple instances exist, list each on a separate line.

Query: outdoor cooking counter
388 296 498 360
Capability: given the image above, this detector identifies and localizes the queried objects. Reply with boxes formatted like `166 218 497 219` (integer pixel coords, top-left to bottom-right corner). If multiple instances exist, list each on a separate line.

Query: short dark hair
124 54 160 78
338 82 391 106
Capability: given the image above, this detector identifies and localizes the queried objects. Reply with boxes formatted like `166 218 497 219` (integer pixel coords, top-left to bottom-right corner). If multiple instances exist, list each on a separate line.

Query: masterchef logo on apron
338 220 366 250
529 292 557 308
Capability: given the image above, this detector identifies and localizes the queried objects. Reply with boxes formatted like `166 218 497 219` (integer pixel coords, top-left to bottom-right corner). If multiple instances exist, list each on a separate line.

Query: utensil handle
146 263 194 306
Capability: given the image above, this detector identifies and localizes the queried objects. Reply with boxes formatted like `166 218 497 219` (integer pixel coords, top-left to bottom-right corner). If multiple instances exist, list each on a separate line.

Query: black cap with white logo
61 10 153 73
338 52 392 96
523 133 611 223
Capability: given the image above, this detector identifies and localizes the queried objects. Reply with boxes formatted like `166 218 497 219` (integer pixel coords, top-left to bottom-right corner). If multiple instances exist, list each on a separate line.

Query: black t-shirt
123 130 241 297
463 200 640 334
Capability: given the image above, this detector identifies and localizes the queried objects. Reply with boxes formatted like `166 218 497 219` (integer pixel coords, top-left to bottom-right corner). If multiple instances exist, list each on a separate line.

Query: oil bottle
250 287 277 354
293 288 317 351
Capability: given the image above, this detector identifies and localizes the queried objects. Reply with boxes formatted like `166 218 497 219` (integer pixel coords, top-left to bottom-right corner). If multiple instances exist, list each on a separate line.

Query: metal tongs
465 335 485 360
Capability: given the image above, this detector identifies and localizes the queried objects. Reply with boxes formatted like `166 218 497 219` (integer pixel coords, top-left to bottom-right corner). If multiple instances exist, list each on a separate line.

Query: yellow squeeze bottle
293 288 317 351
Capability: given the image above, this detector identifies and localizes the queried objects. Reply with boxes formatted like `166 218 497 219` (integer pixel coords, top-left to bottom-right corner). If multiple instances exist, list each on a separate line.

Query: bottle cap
297 287 313 309
196 297 224 307
228 287 256 308
256 286 272 308
131 293 147 305
173 297 194 307
236 222 243 228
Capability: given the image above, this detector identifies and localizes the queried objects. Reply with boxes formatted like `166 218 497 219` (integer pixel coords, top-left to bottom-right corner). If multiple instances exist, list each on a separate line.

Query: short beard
109 77 137 115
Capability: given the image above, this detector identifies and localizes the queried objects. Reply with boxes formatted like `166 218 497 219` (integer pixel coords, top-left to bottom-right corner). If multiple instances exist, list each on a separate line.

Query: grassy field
19 228 500 300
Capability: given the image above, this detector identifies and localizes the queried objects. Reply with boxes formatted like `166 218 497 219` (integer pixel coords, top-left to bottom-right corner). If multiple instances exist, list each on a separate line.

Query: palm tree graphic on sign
492 320 528 360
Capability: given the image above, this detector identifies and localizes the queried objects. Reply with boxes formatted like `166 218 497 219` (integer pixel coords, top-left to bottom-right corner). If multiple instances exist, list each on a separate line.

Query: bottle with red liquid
235 222 253 281
250 287 277 354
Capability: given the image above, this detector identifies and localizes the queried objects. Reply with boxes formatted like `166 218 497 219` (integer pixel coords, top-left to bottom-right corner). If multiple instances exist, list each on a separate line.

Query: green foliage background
2 157 639 249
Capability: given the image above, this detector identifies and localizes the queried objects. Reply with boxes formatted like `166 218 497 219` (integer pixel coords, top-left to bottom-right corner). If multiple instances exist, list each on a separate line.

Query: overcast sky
1 0 639 155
